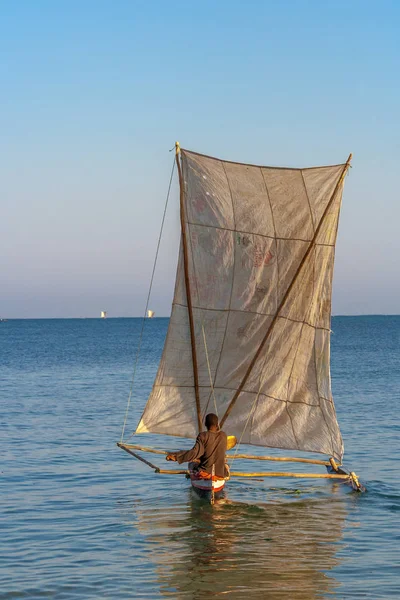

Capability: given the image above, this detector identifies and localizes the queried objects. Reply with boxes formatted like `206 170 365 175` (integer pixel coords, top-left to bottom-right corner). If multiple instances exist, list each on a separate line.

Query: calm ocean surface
1 316 399 599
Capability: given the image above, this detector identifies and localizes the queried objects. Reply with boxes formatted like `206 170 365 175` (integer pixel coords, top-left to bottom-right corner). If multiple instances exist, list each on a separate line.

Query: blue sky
1 1 399 317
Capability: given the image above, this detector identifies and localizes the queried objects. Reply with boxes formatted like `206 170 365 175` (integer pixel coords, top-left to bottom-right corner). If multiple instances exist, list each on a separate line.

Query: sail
147 310 155 318
136 149 347 460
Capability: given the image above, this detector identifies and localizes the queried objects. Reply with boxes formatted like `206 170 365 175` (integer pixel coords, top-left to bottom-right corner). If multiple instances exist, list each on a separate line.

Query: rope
120 157 175 442
201 324 218 418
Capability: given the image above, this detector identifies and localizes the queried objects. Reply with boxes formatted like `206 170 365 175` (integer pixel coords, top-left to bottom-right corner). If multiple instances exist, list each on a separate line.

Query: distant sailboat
100 311 107 319
118 142 365 501
147 310 155 318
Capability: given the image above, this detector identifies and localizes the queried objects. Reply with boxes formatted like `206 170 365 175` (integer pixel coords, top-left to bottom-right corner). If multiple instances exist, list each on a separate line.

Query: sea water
1 316 399 598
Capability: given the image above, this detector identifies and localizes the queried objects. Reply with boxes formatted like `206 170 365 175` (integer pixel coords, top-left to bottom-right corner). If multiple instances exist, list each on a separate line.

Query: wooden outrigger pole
175 141 202 434
118 443 332 466
117 443 362 489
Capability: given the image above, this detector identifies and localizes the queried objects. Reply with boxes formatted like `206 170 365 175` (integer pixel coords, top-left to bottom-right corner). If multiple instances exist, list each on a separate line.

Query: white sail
100 311 107 319
147 310 155 318
137 149 347 460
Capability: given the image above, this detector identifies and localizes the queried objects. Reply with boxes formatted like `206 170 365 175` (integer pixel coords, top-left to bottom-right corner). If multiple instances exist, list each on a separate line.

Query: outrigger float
118 143 366 502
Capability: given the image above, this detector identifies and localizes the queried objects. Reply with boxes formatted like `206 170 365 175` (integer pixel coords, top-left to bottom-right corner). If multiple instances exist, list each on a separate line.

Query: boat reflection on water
130 483 348 599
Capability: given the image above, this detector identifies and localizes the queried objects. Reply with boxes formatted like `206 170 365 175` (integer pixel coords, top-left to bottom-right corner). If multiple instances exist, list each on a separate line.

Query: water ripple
0 317 399 598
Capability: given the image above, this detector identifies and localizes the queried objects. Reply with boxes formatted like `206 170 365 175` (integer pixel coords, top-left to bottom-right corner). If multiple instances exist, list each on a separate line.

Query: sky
1 0 399 318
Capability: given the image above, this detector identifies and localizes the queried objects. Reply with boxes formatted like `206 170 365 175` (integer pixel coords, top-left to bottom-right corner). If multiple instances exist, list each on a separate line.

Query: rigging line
120 157 176 443
201 324 218 418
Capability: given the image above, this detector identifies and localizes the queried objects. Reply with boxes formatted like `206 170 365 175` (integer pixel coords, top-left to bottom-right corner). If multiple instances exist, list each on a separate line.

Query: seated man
166 413 227 478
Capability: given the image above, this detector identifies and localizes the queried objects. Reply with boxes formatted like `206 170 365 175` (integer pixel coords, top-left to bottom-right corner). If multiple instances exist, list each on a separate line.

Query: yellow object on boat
227 435 237 450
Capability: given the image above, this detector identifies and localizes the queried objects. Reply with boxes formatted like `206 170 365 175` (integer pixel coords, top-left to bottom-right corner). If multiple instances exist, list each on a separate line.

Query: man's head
205 413 219 431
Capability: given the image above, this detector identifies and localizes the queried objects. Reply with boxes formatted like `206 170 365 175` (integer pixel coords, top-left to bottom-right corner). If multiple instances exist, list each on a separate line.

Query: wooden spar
329 457 339 471
229 471 350 479
117 444 362 486
153 469 350 480
227 454 331 466
220 153 353 428
175 141 202 434
117 443 160 470
158 469 190 475
121 443 332 466
121 444 167 455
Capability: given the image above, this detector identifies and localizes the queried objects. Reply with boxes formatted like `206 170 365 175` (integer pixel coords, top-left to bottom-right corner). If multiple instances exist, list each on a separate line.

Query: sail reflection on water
130 488 347 599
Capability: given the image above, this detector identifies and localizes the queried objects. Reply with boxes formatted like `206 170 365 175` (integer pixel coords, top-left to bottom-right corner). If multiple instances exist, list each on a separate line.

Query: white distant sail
147 310 155 318
100 311 107 319
136 148 349 461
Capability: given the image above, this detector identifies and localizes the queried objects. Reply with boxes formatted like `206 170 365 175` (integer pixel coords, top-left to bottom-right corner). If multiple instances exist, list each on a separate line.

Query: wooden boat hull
189 466 226 501
190 475 226 493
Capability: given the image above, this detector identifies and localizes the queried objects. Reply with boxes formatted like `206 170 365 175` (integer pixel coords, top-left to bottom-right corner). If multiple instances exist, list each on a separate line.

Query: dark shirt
175 430 227 478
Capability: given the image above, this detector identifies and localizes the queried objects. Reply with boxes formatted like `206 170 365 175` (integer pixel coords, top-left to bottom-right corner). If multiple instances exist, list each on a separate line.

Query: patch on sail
136 150 346 460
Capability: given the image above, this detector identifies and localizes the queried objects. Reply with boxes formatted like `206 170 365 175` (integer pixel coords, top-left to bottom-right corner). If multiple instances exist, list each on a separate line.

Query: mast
175 142 202 433
220 153 353 428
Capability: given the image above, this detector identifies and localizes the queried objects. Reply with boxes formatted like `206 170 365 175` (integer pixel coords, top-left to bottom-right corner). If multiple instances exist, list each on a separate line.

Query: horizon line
1 314 400 320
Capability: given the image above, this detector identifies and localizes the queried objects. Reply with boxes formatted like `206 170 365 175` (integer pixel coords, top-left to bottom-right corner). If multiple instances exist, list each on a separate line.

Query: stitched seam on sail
152 384 331 406
172 303 332 332
303 170 344 458
260 168 280 324
285 319 307 450
300 170 316 232
186 220 335 246
202 161 238 415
